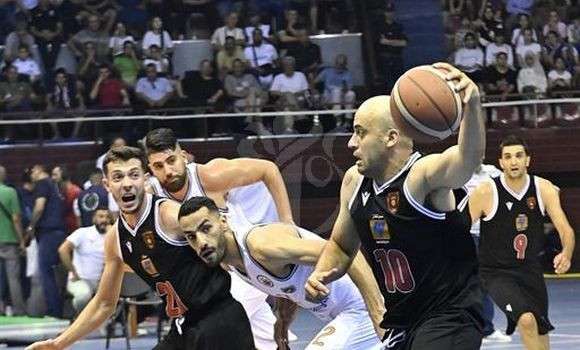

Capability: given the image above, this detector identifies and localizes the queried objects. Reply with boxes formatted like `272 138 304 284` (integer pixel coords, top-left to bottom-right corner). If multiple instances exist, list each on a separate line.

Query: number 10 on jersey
373 249 416 293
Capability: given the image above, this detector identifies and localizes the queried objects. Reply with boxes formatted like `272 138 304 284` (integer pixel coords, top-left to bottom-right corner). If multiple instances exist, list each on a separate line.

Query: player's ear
384 128 399 148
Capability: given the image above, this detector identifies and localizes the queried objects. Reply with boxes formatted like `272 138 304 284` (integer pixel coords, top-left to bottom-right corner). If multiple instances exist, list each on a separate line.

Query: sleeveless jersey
348 152 481 329
232 225 366 322
149 162 279 228
116 194 230 320
479 174 545 269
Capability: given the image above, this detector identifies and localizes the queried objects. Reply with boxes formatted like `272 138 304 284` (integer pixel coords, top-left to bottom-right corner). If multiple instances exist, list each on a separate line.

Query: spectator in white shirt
11 45 41 82
135 63 175 108
548 57 572 92
453 32 484 82
270 56 309 133
142 16 173 57
543 10 567 40
244 28 278 89
516 28 543 67
211 12 245 51
109 22 135 57
517 53 548 94
58 208 109 313
485 32 514 67
511 14 538 48
245 13 271 45
143 44 170 75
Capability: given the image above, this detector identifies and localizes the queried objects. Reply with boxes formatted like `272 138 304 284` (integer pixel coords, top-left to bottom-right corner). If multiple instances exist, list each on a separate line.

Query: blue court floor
4 279 579 349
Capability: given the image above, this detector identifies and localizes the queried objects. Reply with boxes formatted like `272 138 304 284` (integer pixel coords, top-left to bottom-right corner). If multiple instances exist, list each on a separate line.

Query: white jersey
149 162 279 228
234 224 365 321
465 164 501 236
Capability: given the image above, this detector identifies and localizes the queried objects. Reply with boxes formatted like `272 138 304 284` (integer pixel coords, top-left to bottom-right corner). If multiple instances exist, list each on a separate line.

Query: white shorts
306 309 381 350
229 271 277 350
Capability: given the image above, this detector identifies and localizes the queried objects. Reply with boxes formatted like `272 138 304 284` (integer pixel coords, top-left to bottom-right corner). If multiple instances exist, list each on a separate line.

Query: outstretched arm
540 179 575 274
27 227 125 349
407 63 486 199
305 166 361 301
199 158 293 224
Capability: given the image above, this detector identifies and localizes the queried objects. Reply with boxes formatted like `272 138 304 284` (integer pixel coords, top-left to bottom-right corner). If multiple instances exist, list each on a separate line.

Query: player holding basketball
144 128 294 349
177 196 383 350
468 135 575 350
306 63 486 349
26 146 254 350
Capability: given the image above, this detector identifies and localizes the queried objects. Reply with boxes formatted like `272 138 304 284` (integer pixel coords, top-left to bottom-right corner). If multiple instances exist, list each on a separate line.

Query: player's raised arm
539 179 575 274
26 226 125 350
306 166 361 301
199 158 294 224
408 63 486 196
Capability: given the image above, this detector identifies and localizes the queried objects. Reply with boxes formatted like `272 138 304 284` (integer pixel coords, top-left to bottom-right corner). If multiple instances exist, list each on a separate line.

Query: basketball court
1 278 578 349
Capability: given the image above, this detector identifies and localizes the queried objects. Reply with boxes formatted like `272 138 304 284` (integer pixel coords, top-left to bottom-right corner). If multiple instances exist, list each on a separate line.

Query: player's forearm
263 162 294 223
53 296 116 348
559 228 575 258
315 239 354 282
347 252 385 334
29 203 45 228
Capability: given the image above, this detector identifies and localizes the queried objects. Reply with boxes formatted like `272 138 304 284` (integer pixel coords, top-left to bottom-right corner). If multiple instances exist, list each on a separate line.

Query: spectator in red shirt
51 165 81 235
89 64 130 108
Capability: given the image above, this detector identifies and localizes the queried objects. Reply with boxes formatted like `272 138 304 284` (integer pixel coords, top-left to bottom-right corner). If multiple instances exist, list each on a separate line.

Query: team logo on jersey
81 192 100 211
387 191 400 214
141 255 160 277
527 197 536 210
125 241 133 253
281 285 296 294
257 275 274 287
369 214 390 241
142 231 156 249
515 214 528 232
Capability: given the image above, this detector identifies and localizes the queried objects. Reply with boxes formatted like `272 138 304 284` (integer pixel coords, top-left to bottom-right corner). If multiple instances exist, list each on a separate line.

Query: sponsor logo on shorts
387 191 400 214
142 230 156 249
257 274 274 287
515 214 528 232
527 197 536 210
369 214 390 241
141 255 160 277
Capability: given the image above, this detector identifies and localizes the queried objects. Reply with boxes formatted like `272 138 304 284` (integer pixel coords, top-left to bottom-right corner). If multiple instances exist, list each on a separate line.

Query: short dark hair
178 196 219 220
496 52 508 59
145 128 178 155
499 135 530 156
102 146 147 175
464 32 476 41
53 165 71 181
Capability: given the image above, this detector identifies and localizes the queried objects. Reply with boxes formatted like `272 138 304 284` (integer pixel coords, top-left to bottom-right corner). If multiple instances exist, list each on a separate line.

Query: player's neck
223 229 244 271
503 173 528 192
120 199 147 228
375 149 413 186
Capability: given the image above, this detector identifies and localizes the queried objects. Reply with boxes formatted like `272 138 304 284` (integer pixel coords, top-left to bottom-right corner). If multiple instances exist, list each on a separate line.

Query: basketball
390 65 464 143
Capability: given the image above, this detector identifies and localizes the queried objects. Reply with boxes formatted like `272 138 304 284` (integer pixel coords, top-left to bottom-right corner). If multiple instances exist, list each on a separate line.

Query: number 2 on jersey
373 249 415 293
156 281 188 318
513 233 528 260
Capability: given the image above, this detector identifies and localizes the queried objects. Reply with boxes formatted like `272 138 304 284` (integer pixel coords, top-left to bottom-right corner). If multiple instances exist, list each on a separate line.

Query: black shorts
153 298 254 350
382 310 483 350
480 266 554 335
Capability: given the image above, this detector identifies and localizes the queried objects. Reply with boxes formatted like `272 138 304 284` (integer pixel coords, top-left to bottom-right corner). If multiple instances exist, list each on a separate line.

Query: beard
96 222 108 234
163 173 187 193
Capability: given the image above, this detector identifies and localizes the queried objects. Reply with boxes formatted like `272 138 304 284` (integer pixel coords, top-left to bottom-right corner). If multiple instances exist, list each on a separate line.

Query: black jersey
479 174 546 269
117 194 231 321
348 153 482 330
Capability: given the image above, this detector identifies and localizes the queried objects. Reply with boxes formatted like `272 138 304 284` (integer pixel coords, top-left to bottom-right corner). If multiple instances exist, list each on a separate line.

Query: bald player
306 63 486 349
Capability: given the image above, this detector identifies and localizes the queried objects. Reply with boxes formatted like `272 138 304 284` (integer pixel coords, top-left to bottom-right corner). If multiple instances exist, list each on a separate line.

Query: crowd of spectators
445 0 580 100
0 0 359 141
0 137 124 319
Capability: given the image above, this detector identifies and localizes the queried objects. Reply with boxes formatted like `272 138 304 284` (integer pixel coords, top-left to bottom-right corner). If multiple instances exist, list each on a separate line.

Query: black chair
105 273 164 350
